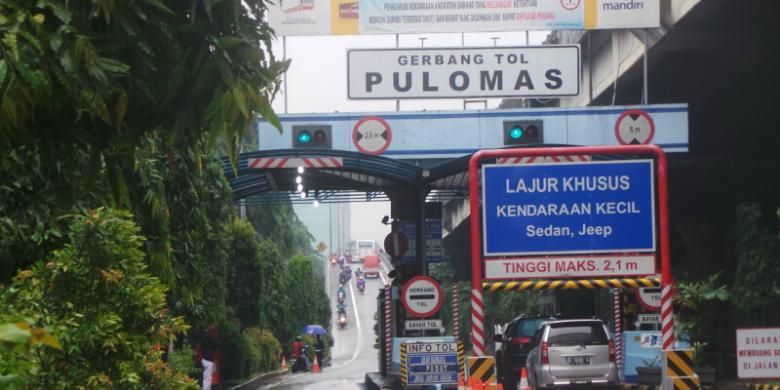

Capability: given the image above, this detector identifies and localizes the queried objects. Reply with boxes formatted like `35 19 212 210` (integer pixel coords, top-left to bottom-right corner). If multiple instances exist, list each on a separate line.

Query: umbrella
301 324 327 336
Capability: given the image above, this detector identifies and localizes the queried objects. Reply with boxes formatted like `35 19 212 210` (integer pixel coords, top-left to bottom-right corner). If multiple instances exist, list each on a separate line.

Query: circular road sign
384 231 409 258
636 287 661 312
615 109 655 145
401 276 443 318
353 116 392 155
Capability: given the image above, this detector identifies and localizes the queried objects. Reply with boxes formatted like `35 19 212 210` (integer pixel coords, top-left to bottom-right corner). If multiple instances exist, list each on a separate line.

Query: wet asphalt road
252 258 389 390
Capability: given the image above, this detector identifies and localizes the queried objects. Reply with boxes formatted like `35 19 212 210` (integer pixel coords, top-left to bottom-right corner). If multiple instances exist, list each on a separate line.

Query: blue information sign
404 341 460 386
482 160 655 256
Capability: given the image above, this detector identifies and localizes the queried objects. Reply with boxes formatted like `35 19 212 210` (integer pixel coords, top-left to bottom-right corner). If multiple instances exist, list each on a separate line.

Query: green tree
281 254 331 344
0 0 286 169
732 202 780 311
0 208 196 389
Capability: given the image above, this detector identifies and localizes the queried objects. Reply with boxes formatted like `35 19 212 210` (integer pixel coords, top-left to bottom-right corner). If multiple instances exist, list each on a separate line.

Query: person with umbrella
314 334 325 370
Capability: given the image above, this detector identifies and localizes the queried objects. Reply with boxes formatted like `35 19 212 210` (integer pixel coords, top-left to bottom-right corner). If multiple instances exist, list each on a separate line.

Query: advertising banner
348 46 580 99
481 160 656 256
359 0 584 34
268 0 660 36
268 0 359 36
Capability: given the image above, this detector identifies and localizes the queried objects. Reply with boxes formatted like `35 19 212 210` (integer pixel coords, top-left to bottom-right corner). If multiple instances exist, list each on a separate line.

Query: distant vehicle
362 255 381 279
526 318 618 389
495 314 554 390
356 240 377 263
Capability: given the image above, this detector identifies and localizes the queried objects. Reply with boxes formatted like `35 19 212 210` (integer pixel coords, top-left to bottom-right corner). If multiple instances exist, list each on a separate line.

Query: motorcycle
337 290 346 304
330 255 337 266
291 344 311 373
357 278 365 294
337 312 348 329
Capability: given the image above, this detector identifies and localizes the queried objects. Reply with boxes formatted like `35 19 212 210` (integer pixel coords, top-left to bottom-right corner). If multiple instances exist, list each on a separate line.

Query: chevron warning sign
664 349 700 390
467 356 496 385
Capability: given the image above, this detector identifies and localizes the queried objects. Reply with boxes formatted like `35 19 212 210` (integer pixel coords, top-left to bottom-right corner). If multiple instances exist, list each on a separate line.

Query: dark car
495 314 555 389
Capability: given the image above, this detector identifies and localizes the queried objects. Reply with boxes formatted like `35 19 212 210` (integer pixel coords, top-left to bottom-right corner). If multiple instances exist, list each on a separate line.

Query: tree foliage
0 208 195 389
0 0 287 170
732 202 780 310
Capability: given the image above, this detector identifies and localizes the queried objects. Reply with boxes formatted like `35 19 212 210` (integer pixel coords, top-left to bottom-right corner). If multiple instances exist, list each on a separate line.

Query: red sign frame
468 145 674 355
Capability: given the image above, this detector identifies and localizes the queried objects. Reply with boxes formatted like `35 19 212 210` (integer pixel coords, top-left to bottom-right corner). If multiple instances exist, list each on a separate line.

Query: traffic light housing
503 120 543 145
292 125 332 149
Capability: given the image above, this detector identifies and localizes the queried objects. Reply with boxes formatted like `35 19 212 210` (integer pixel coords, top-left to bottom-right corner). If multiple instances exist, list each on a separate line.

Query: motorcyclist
337 284 346 299
291 336 310 371
356 277 365 293
355 267 364 279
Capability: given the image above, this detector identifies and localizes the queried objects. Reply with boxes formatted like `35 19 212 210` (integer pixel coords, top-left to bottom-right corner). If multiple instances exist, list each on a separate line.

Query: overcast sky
270 31 549 245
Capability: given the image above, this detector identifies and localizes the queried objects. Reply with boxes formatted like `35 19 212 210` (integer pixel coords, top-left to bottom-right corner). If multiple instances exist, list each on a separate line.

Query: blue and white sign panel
405 341 459 386
482 160 656 256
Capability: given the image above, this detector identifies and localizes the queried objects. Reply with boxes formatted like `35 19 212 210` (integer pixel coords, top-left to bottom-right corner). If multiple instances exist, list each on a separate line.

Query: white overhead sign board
348 46 580 99
256 104 690 159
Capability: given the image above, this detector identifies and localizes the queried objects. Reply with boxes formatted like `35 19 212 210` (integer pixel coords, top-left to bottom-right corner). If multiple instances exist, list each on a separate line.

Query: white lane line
380 271 388 285
338 281 362 367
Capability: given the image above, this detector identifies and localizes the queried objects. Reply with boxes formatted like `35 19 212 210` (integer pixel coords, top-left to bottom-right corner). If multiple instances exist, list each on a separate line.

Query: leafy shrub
218 319 257 381
244 327 282 373
168 343 198 379
0 208 196 389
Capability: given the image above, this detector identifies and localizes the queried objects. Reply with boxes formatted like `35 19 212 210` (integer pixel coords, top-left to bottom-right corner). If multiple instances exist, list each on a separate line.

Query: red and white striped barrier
385 284 392 374
497 155 591 165
471 288 485 356
661 284 675 350
247 157 343 169
613 289 623 371
452 283 460 340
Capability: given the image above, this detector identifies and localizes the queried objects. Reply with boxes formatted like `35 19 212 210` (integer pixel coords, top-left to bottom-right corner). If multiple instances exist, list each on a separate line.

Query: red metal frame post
468 145 674 356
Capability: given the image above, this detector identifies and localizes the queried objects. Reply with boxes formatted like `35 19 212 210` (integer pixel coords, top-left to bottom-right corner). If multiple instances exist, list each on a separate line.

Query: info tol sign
348 46 580 99
481 160 655 256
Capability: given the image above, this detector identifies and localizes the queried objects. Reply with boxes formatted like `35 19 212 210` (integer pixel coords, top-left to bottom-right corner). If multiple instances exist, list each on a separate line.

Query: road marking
380 271 388 285
339 281 362 367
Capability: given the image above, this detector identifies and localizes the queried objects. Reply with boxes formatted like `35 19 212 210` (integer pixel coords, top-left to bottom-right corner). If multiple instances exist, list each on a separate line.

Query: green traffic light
509 126 523 139
297 131 312 144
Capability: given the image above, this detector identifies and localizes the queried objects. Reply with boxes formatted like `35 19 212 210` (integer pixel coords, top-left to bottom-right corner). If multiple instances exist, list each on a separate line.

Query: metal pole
395 34 400 112
588 33 594 104
525 31 530 45
239 198 246 219
329 203 333 255
643 29 649 104
417 187 427 276
283 36 288 114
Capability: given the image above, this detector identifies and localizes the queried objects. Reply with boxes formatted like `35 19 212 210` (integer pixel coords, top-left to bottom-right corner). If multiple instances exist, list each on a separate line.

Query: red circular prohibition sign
614 109 656 145
401 276 443 318
352 116 392 155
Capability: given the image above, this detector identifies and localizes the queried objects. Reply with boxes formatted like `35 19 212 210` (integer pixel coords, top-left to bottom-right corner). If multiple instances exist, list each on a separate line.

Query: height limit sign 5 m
401 276 443 318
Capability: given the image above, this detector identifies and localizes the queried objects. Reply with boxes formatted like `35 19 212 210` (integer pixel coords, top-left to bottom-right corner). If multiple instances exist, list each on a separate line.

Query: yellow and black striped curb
467 356 496 384
400 343 408 385
483 277 660 292
669 375 701 390
457 342 465 380
621 385 660 390
741 384 780 390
